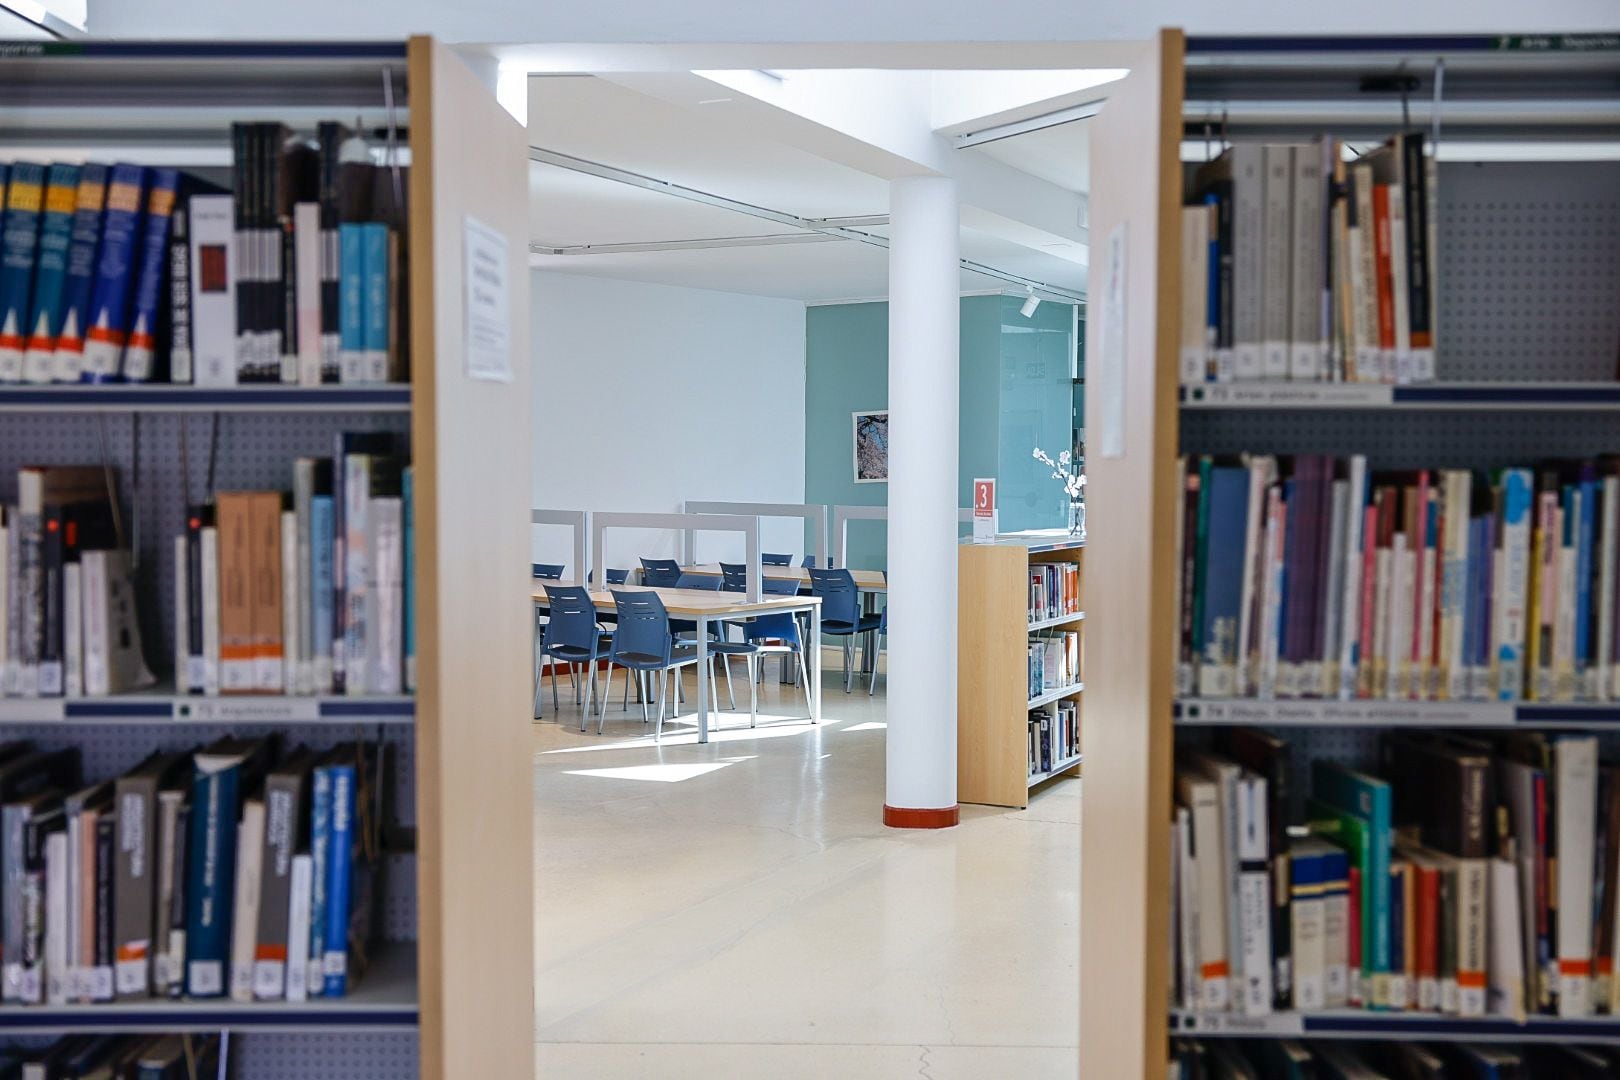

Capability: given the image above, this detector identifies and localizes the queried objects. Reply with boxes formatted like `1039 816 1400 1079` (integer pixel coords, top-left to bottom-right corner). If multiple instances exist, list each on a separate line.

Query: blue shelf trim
1186 34 1620 54
2 41 408 60
320 700 417 718
64 700 174 718
1395 385 1620 405
0 386 409 410
0 1006 418 1030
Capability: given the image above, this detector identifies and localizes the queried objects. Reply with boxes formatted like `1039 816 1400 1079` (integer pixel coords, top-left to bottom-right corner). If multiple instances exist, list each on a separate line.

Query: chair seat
613 648 700 670
822 615 882 636
708 641 760 656
545 644 596 661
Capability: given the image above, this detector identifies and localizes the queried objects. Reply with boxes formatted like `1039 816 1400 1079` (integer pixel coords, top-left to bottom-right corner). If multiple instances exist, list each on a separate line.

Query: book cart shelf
958 535 1084 808
1079 30 1620 1078
0 38 534 1079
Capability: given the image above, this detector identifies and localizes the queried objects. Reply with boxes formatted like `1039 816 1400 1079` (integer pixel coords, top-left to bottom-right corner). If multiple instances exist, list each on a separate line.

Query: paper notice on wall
1097 222 1127 459
463 215 512 382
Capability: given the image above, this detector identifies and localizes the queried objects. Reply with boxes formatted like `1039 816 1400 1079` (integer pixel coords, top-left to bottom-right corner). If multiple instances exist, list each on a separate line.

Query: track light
1020 287 1041 318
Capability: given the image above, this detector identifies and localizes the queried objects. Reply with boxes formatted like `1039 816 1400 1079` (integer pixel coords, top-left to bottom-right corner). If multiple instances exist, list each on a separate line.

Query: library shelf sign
973 478 998 542
463 214 512 383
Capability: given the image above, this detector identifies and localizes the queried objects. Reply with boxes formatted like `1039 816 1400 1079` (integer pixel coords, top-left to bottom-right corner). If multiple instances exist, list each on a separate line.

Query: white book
80 550 155 696
1174 808 1201 1011
1489 855 1526 1021
61 562 81 698
152 789 183 996
1235 774 1273 1016
1257 488 1284 699
1292 870 1326 1011
1321 479 1348 696
1288 140 1325 381
1351 163 1383 382
1452 857 1489 1018
1440 470 1473 700
188 194 237 387
343 454 372 695
1385 535 1410 700
1234 458 1270 697
1180 205 1210 386
281 510 300 694
286 853 314 1003
1322 859 1350 1008
294 203 323 387
64 810 79 1002
1495 469 1533 700
1195 753 1245 998
1337 457 1368 698
1178 771 1229 1012
1260 145 1292 380
173 535 189 696
1557 736 1599 1016
44 831 68 1006
1599 476 1619 701
1555 503 1579 701
1387 183 1412 384
1416 523 1438 701
201 524 221 696
1230 145 1265 382
230 803 266 1003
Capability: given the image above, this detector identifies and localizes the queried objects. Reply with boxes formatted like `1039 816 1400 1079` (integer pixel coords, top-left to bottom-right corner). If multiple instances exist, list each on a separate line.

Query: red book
1371 183 1396 352
1414 861 1440 1010
1411 470 1431 700
1349 863 1363 1007
1357 499 1380 698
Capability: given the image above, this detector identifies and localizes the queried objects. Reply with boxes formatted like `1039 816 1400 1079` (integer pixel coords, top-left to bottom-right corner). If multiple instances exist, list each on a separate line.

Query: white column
884 175 960 829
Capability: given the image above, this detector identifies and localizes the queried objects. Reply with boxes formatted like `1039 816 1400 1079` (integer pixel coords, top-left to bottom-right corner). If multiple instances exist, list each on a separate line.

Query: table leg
809 603 821 724
859 591 876 676
696 614 710 744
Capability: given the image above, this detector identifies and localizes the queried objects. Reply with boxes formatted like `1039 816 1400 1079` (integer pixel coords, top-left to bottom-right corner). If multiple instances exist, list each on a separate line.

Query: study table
531 583 823 743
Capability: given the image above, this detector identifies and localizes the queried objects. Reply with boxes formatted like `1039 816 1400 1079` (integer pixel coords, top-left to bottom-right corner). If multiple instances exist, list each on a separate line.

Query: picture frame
852 410 889 484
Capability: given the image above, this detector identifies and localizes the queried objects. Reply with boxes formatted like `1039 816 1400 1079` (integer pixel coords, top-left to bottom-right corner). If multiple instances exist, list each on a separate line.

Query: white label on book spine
114 957 146 996
90 965 112 1001
187 960 222 996
253 960 285 1001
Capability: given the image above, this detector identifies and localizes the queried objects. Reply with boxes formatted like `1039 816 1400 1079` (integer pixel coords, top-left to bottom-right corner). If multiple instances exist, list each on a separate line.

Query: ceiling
527 72 1093 304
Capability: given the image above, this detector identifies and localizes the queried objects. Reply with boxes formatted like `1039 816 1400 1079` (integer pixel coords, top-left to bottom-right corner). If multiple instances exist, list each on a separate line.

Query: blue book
337 222 365 383
307 764 332 998
120 168 180 383
0 162 45 383
1312 760 1393 1007
80 163 147 383
50 163 107 383
1576 470 1598 690
403 464 415 693
311 492 336 691
183 738 265 998
1388 862 1406 1006
1198 464 1250 696
360 221 389 383
322 759 356 996
20 163 79 383
1497 469 1534 699
1478 513 1496 679
1202 191 1220 366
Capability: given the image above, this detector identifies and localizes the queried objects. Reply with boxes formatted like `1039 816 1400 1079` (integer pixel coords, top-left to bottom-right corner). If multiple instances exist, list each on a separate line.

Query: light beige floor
533 660 1080 1079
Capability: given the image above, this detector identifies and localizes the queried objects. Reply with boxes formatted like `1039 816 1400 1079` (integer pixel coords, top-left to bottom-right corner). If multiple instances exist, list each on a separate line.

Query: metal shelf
1028 611 1085 632
1175 696 1620 729
1028 683 1084 710
1180 381 1620 411
0 944 416 1034
0 689 414 724
0 385 410 414
1171 1007 1620 1043
1028 753 1083 788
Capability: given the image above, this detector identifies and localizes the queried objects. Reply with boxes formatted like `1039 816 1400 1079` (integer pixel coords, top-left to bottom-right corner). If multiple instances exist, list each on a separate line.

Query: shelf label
1181 698 1514 727
174 697 321 723
1184 383 1392 408
463 215 512 384
1096 222 1126 459
1171 1010 1304 1036
972 478 997 543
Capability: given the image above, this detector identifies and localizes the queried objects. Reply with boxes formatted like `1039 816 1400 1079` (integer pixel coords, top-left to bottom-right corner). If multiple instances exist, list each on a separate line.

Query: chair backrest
763 577 800 596
540 586 599 652
588 568 629 586
639 557 682 587
717 562 747 592
761 553 792 566
532 563 565 580
676 573 719 591
807 567 861 624
608 590 672 662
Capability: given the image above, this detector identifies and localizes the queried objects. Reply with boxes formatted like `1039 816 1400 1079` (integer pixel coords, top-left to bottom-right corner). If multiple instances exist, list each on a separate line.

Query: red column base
883 804 960 829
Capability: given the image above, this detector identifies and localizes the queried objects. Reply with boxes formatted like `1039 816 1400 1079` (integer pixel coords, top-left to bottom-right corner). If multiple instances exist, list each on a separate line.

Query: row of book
1180 132 1438 386
0 737 383 1008
1028 700 1079 778
1028 630 1082 698
0 1034 219 1080
1170 1037 1616 1079
0 120 406 389
1177 454 1620 703
1029 561 1081 623
175 434 415 697
1175 728 1620 1022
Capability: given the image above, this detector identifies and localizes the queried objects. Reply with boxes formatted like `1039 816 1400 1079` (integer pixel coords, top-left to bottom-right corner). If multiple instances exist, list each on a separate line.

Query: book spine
1180 204 1209 386
254 781 297 1000
92 811 114 1001
1236 775 1274 1015
188 194 237 387
80 163 148 382
251 493 285 692
0 806 22 1000
1370 181 1395 384
311 493 335 692
1387 183 1412 385
293 462 315 695
1288 142 1326 381
280 508 299 693
21 163 79 382
1600 476 1619 702
403 465 415 693
1322 851 1350 1007
174 535 190 693
1339 458 1368 698
294 203 322 387
361 222 390 384
1402 133 1435 379
51 163 108 383
1558 736 1599 1017
165 803 189 998
217 496 254 693
228 804 263 1003
279 219 297 384
1259 145 1292 380
1578 478 1599 698
184 766 236 998
1231 146 1264 380
321 764 354 996
113 779 155 998
1290 850 1326 1010
1497 470 1533 700
1174 809 1200 1009
0 163 45 383
285 852 312 1003
368 496 404 695
338 223 366 383
152 793 181 996
44 831 67 1005
168 204 193 384
200 523 221 695
120 168 180 382
342 455 371 696
307 766 330 998
62 561 81 698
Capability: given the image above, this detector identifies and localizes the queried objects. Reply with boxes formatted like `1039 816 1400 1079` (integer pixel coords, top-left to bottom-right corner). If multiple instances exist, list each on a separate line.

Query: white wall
530 270 808 577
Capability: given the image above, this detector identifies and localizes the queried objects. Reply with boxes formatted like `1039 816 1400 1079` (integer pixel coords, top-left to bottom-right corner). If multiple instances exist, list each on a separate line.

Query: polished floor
533 659 1081 1079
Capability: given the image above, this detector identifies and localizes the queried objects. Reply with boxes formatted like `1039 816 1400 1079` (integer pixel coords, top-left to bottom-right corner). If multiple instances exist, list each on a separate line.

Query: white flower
1058 450 1071 466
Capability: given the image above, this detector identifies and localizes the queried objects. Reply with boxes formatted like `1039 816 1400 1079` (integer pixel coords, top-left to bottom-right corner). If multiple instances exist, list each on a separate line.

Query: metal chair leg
796 643 813 715
550 662 560 712
748 654 758 728
639 672 650 725
869 634 882 696
722 654 736 710
843 638 854 693
655 670 667 741
597 665 614 731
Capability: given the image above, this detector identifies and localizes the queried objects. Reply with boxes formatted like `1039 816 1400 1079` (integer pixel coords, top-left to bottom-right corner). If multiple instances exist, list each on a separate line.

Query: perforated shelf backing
232 1032 419 1079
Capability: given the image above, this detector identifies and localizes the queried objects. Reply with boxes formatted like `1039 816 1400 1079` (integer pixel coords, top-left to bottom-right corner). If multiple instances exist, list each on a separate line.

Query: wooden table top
679 564 888 591
532 583 821 618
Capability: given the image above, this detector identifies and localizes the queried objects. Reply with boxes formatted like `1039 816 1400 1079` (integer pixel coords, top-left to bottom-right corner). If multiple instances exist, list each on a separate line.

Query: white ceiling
968 121 1090 195
527 72 1091 303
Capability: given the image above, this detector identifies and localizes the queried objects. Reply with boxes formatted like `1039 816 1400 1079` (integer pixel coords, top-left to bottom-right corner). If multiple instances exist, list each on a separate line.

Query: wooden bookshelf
957 534 1084 808
0 37 534 1079
1081 29 1620 1079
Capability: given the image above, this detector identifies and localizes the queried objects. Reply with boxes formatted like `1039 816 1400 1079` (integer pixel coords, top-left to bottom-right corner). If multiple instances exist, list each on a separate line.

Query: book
1177 767 1229 1011
112 752 186 998
253 746 312 1000
183 737 269 998
321 754 357 995
118 168 181 382
1556 735 1599 1016
150 786 185 997
1313 761 1393 1008
80 549 157 696
166 202 192 384
249 491 285 692
21 164 80 383
50 164 109 383
80 164 147 383
215 493 255 693
228 798 265 1003
187 194 236 387
285 851 313 1003
0 163 45 383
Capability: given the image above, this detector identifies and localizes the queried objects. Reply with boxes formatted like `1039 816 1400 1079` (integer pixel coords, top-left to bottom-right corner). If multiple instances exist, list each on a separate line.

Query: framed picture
852 410 889 483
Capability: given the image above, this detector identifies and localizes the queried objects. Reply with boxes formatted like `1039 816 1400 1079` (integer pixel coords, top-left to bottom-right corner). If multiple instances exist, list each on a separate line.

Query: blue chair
761 553 792 567
586 568 630 586
639 557 682 587
599 589 707 739
808 568 882 693
719 564 812 719
532 563 565 580
536 586 611 729
869 570 887 697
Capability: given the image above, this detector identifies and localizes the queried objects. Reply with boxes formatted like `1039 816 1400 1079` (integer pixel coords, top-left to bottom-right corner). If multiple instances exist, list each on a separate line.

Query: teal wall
804 296 1077 569
995 295 1077 533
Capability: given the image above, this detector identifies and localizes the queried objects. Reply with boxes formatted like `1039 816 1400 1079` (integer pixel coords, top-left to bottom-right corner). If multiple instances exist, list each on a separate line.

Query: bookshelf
1080 30 1620 1078
957 534 1084 808
0 38 533 1079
